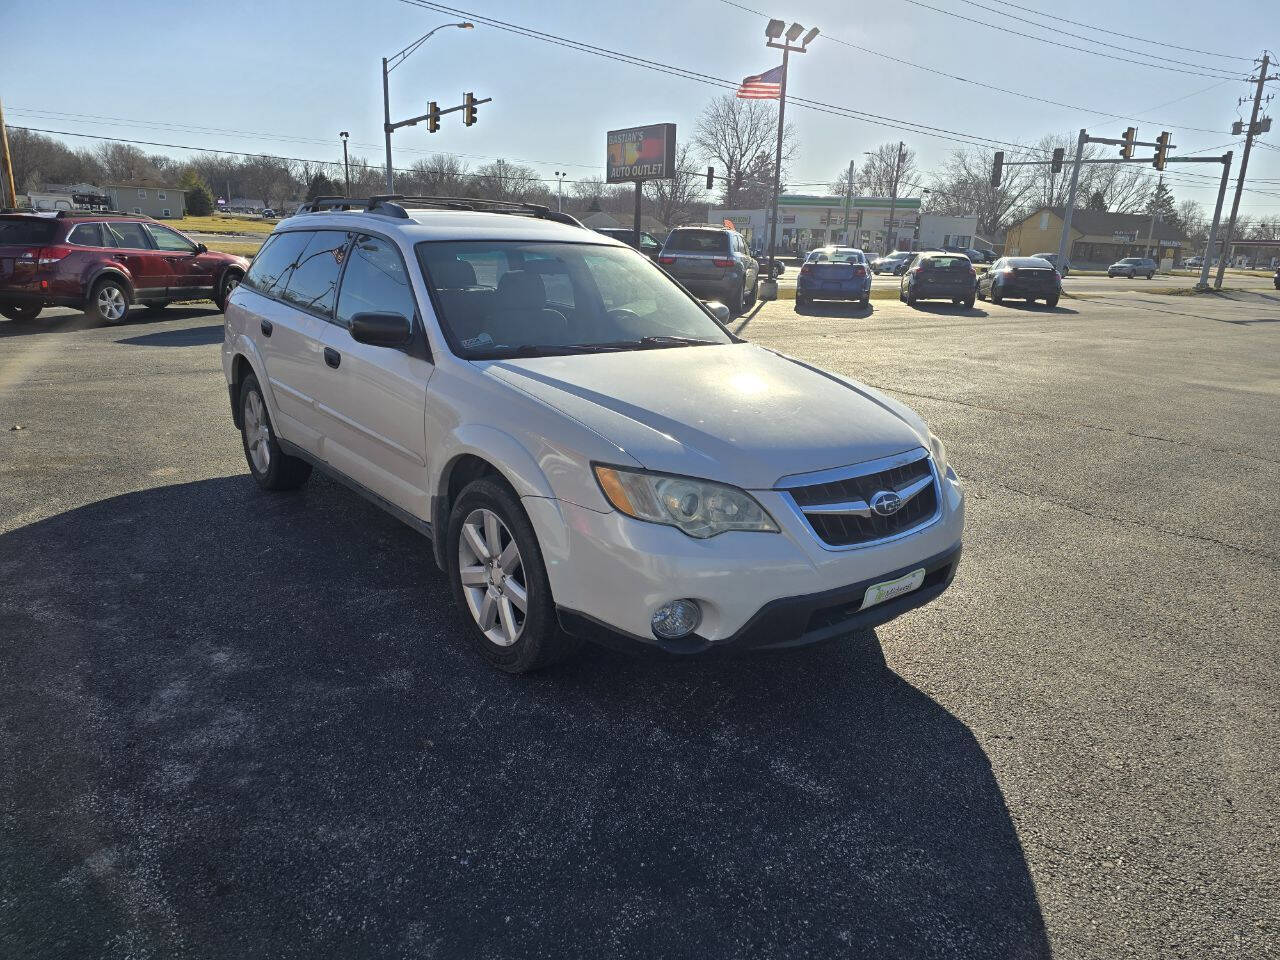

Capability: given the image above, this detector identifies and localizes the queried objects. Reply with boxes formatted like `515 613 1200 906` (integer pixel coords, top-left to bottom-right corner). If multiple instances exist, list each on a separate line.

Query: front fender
442 424 559 502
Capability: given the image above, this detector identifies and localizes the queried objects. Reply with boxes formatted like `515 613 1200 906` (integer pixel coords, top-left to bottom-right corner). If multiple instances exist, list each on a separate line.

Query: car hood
481 343 926 489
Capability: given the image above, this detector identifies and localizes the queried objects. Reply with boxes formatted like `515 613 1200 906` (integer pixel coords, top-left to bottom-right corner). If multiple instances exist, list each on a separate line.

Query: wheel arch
86 267 134 303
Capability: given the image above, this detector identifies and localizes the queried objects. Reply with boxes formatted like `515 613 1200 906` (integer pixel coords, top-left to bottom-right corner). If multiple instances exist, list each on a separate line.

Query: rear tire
794 295 808 308
1046 295 1060 308
85 277 131 325
746 276 759 307
0 303 41 321
1146 272 1154 279
447 477 581 674
239 374 312 491
963 295 975 309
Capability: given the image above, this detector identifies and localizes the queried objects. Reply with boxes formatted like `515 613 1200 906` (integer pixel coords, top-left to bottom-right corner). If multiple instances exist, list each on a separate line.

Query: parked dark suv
0 211 248 323
658 226 759 314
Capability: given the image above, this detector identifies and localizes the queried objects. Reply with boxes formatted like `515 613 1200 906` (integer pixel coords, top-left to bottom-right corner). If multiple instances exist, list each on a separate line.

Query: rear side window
281 231 349 316
665 230 729 254
107 222 152 250
242 231 312 297
335 235 416 329
67 223 104 247
0 219 58 245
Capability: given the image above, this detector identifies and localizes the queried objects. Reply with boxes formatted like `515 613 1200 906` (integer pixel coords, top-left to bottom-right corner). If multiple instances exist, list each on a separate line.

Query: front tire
239 374 312 491
214 269 243 312
0 303 41 321
746 276 759 308
448 478 580 673
991 284 1004 305
86 278 130 325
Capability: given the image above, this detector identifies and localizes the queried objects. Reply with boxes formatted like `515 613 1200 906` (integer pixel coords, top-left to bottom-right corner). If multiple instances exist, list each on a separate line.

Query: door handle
260 320 273 337
323 347 341 369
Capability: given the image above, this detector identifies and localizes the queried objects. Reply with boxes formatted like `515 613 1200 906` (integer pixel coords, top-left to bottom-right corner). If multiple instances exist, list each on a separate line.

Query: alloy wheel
97 285 127 322
242 389 271 474
457 508 527 647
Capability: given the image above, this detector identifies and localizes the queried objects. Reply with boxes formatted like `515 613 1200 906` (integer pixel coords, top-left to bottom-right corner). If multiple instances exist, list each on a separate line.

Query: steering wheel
606 307 644 334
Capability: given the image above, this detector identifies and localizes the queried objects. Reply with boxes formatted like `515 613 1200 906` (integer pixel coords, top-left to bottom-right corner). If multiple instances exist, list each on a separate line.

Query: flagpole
765 46 788 275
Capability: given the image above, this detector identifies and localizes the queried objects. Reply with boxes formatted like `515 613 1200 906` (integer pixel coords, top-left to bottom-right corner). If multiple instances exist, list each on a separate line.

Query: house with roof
1004 207 1185 267
101 180 187 219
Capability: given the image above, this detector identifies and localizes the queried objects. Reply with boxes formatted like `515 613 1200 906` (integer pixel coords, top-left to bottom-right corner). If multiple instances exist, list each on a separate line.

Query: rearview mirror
350 312 412 348
705 301 731 323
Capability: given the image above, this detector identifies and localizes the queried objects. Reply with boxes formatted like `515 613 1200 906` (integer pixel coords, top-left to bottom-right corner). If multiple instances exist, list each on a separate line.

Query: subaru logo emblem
870 490 903 517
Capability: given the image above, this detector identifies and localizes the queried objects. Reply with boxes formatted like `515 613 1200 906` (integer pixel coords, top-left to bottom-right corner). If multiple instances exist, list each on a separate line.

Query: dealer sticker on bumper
860 567 926 611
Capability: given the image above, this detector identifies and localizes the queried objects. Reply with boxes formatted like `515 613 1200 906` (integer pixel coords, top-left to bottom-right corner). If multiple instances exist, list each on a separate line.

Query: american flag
736 65 783 100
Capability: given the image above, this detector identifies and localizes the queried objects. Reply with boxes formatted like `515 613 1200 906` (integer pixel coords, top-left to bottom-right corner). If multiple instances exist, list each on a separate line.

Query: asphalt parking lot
2 291 1277 959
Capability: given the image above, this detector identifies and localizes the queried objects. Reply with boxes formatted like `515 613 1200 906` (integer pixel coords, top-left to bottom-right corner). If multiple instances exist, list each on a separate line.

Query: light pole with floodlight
554 171 567 212
762 19 818 278
339 131 351 197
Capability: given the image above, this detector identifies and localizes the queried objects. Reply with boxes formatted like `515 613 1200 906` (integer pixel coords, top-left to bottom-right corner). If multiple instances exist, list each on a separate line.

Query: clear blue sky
5 0 1279 214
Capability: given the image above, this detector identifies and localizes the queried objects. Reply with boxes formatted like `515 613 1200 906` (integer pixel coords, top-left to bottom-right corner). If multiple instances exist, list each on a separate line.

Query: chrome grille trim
775 447 943 551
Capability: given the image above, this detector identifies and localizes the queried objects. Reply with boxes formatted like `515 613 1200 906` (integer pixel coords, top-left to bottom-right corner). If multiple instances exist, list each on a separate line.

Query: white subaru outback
222 196 964 672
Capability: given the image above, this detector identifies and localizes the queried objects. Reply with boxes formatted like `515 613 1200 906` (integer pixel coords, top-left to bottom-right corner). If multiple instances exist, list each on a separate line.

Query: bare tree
925 147 1035 238
645 144 706 227
693 95 797 207
240 156 299 210
571 175 606 211
1088 162 1150 214
854 142 920 198
403 154 470 196
6 128 103 191
94 142 160 182
468 161 549 203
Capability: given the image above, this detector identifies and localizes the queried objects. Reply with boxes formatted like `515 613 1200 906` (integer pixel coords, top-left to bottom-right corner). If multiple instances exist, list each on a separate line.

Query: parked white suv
222 196 964 672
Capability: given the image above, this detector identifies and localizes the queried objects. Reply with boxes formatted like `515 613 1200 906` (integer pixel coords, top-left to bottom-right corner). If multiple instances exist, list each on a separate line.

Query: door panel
315 233 432 517
105 220 166 297
251 293 330 455
146 223 217 295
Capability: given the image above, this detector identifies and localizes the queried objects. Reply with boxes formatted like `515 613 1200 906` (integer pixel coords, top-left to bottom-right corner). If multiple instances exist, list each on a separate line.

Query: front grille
785 453 938 548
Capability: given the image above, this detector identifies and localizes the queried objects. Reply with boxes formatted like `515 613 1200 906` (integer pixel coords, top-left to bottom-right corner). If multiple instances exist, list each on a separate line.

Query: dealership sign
606 123 676 183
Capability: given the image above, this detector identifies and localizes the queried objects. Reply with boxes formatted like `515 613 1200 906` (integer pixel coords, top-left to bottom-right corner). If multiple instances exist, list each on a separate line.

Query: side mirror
350 312 412 348
705 301 731 323
195 242 208 254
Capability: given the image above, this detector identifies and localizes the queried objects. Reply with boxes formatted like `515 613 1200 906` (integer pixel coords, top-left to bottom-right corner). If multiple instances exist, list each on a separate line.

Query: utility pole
554 171 566 213
0 98 17 209
1214 53 1274 289
841 158 854 244
1145 174 1163 261
1056 129 1088 272
885 141 904 255
339 132 351 197
762 20 818 283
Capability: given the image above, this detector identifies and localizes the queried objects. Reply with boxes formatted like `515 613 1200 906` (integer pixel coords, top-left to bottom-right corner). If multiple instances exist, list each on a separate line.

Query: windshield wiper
636 335 721 347
481 343 634 358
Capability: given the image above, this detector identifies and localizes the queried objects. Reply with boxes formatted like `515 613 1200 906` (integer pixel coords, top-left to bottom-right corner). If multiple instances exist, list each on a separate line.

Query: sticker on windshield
460 332 494 349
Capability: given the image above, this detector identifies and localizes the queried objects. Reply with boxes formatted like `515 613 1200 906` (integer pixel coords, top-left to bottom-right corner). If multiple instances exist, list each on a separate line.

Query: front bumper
525 467 965 654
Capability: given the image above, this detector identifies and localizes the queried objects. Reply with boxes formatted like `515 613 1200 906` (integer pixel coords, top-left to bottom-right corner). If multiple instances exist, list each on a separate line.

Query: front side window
335 234 416 329
280 230 348 316
242 231 312 296
145 223 196 253
107 221 152 250
417 240 734 359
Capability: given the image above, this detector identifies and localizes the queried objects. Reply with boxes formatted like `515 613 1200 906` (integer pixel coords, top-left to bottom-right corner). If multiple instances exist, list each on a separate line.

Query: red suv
0 211 249 324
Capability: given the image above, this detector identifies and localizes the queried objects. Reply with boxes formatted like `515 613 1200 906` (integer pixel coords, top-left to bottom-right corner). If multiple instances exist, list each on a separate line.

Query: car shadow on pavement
791 300 875 319
117 324 226 347
0 476 1050 960
0 306 220 339
904 302 991 318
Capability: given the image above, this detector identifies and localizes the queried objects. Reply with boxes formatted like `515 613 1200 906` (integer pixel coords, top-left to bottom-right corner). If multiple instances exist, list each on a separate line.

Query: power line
396 0 1055 157
715 0 1234 135
899 0 1248 81
986 0 1254 61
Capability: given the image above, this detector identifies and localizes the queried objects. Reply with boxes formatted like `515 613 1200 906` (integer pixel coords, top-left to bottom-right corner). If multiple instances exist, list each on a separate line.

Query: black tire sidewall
215 270 242 311
0 304 41 321
447 478 559 673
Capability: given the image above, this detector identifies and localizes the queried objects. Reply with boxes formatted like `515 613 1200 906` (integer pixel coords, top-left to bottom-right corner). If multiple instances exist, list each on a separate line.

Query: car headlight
927 431 950 478
593 465 778 539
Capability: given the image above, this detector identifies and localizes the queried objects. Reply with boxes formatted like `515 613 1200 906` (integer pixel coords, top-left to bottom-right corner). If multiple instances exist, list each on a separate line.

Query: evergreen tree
179 169 214 216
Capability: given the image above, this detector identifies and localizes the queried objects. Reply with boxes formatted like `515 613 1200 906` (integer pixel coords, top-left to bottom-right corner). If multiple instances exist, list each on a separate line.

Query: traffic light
706 166 715 190
990 150 1003 188
463 92 477 127
1051 147 1064 174
1120 127 1136 159
1153 131 1171 171
427 101 439 134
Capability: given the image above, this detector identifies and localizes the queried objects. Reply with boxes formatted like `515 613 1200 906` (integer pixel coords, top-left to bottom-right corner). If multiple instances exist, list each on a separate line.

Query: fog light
651 599 701 640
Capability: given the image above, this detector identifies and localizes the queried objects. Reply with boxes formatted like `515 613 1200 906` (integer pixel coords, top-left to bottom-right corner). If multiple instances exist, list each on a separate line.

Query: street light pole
885 141 904 255
382 21 474 193
339 131 351 197
762 20 818 281
554 171 566 212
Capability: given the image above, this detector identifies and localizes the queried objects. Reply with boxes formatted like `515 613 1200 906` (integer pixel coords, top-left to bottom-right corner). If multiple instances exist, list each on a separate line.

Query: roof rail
293 194 584 228
54 209 129 218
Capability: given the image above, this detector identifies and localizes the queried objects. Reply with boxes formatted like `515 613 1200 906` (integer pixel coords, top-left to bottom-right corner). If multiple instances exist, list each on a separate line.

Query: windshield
416 240 735 359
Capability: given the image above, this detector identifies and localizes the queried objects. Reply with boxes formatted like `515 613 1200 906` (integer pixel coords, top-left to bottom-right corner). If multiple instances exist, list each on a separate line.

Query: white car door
317 233 433 520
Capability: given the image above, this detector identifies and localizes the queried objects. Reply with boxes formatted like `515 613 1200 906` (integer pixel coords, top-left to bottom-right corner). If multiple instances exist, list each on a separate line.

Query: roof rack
293 194 584 228
54 209 130 218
